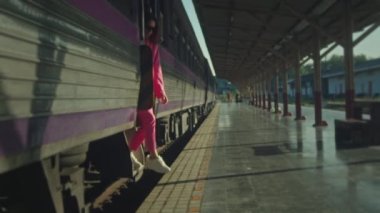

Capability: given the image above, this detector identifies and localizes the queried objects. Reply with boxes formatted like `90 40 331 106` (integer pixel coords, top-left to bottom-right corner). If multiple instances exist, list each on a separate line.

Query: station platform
138 102 380 212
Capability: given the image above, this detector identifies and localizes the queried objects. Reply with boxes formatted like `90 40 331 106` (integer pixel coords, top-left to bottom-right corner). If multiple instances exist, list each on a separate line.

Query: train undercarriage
0 103 214 213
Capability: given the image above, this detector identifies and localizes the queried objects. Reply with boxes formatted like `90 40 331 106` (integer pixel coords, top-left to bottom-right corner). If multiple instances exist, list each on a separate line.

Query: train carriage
0 0 216 212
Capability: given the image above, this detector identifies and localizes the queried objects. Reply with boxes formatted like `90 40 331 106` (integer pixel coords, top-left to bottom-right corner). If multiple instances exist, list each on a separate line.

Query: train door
137 0 158 110
138 0 160 41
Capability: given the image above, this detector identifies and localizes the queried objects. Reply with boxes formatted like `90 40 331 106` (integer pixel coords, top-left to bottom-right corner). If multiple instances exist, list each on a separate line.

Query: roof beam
208 35 276 43
269 50 290 63
199 2 297 18
283 1 343 46
353 23 379 46
225 0 234 55
203 24 285 34
235 1 283 72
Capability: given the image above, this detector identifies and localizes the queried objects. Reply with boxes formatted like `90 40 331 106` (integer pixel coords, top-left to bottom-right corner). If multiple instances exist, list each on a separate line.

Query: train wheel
169 115 177 141
176 114 183 137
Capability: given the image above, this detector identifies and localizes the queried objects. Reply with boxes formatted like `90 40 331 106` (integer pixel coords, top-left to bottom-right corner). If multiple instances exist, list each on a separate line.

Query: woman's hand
158 94 168 104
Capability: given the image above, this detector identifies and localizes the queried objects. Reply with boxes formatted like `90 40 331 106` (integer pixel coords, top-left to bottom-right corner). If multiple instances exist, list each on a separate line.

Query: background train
0 0 216 212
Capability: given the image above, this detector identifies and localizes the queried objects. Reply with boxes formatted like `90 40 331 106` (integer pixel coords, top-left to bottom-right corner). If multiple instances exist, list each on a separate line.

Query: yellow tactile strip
137 105 219 213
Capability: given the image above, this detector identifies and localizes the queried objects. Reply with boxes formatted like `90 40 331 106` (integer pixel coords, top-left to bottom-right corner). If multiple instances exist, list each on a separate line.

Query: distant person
129 17 170 174
235 93 240 103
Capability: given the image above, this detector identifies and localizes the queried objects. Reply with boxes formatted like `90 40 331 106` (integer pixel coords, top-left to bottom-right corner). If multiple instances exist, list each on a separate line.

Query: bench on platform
335 101 380 148
335 119 369 148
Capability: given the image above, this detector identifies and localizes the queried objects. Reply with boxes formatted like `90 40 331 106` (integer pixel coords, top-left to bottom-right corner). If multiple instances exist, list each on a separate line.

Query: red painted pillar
274 71 280 113
344 0 355 119
313 30 327 127
294 49 305 120
282 71 291 116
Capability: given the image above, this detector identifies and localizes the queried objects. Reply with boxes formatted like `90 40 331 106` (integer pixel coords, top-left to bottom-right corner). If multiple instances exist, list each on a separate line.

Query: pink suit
129 41 166 153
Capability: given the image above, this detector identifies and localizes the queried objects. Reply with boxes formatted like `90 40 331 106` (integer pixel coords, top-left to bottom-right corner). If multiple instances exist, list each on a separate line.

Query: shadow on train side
0 23 67 212
28 30 67 157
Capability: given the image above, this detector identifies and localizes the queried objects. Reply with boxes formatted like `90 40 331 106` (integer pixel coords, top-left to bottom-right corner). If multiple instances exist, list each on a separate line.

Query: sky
182 0 216 76
182 0 380 76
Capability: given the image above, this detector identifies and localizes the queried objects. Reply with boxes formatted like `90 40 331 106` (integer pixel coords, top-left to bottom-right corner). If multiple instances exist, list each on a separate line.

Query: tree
324 54 344 72
321 54 368 73
354 54 367 64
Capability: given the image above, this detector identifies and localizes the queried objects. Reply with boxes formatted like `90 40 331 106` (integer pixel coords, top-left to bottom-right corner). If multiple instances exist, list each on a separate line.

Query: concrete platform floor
141 102 380 212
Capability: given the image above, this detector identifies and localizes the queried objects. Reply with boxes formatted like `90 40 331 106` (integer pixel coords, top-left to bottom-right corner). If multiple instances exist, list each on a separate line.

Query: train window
178 35 183 60
174 26 180 56
160 12 164 43
137 0 163 42
190 51 194 69
166 5 174 42
181 37 186 62
107 0 135 21
159 0 168 45
186 44 190 66
144 0 158 16
193 56 196 70
176 37 181 59
184 44 188 65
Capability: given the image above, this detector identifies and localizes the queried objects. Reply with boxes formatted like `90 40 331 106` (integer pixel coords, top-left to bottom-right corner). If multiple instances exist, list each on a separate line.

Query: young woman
128 17 171 174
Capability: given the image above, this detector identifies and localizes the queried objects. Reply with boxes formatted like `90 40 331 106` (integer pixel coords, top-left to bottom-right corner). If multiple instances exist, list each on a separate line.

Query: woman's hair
145 16 160 44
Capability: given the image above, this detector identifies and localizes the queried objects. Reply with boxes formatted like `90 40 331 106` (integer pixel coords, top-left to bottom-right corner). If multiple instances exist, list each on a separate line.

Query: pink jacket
146 40 166 99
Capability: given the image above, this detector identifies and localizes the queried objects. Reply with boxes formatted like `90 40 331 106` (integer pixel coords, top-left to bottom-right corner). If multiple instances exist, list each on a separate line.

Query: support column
344 0 355 119
267 76 272 112
282 70 291 116
258 81 262 108
313 30 327 127
255 83 258 106
262 80 267 109
274 71 280 113
261 80 264 109
294 48 305 120
252 84 255 106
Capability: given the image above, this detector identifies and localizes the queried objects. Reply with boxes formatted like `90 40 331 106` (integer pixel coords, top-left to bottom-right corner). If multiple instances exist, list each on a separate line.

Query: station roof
193 0 380 88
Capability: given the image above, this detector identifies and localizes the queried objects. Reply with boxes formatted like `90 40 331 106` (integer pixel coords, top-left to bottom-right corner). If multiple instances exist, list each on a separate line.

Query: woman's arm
152 45 168 103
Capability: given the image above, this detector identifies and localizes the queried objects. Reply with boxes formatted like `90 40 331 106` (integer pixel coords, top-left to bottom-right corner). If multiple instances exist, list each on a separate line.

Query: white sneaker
131 153 144 179
145 155 171 174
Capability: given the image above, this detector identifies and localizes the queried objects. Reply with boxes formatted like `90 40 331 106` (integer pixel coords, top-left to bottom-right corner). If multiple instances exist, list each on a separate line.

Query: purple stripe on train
0 99 204 157
65 0 139 45
0 108 136 157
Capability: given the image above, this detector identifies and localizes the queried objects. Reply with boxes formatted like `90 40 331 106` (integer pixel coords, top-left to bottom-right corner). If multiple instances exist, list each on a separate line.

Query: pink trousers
129 109 156 153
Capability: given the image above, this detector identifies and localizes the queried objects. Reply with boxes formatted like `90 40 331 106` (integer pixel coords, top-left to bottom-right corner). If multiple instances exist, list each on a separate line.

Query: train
0 0 216 212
